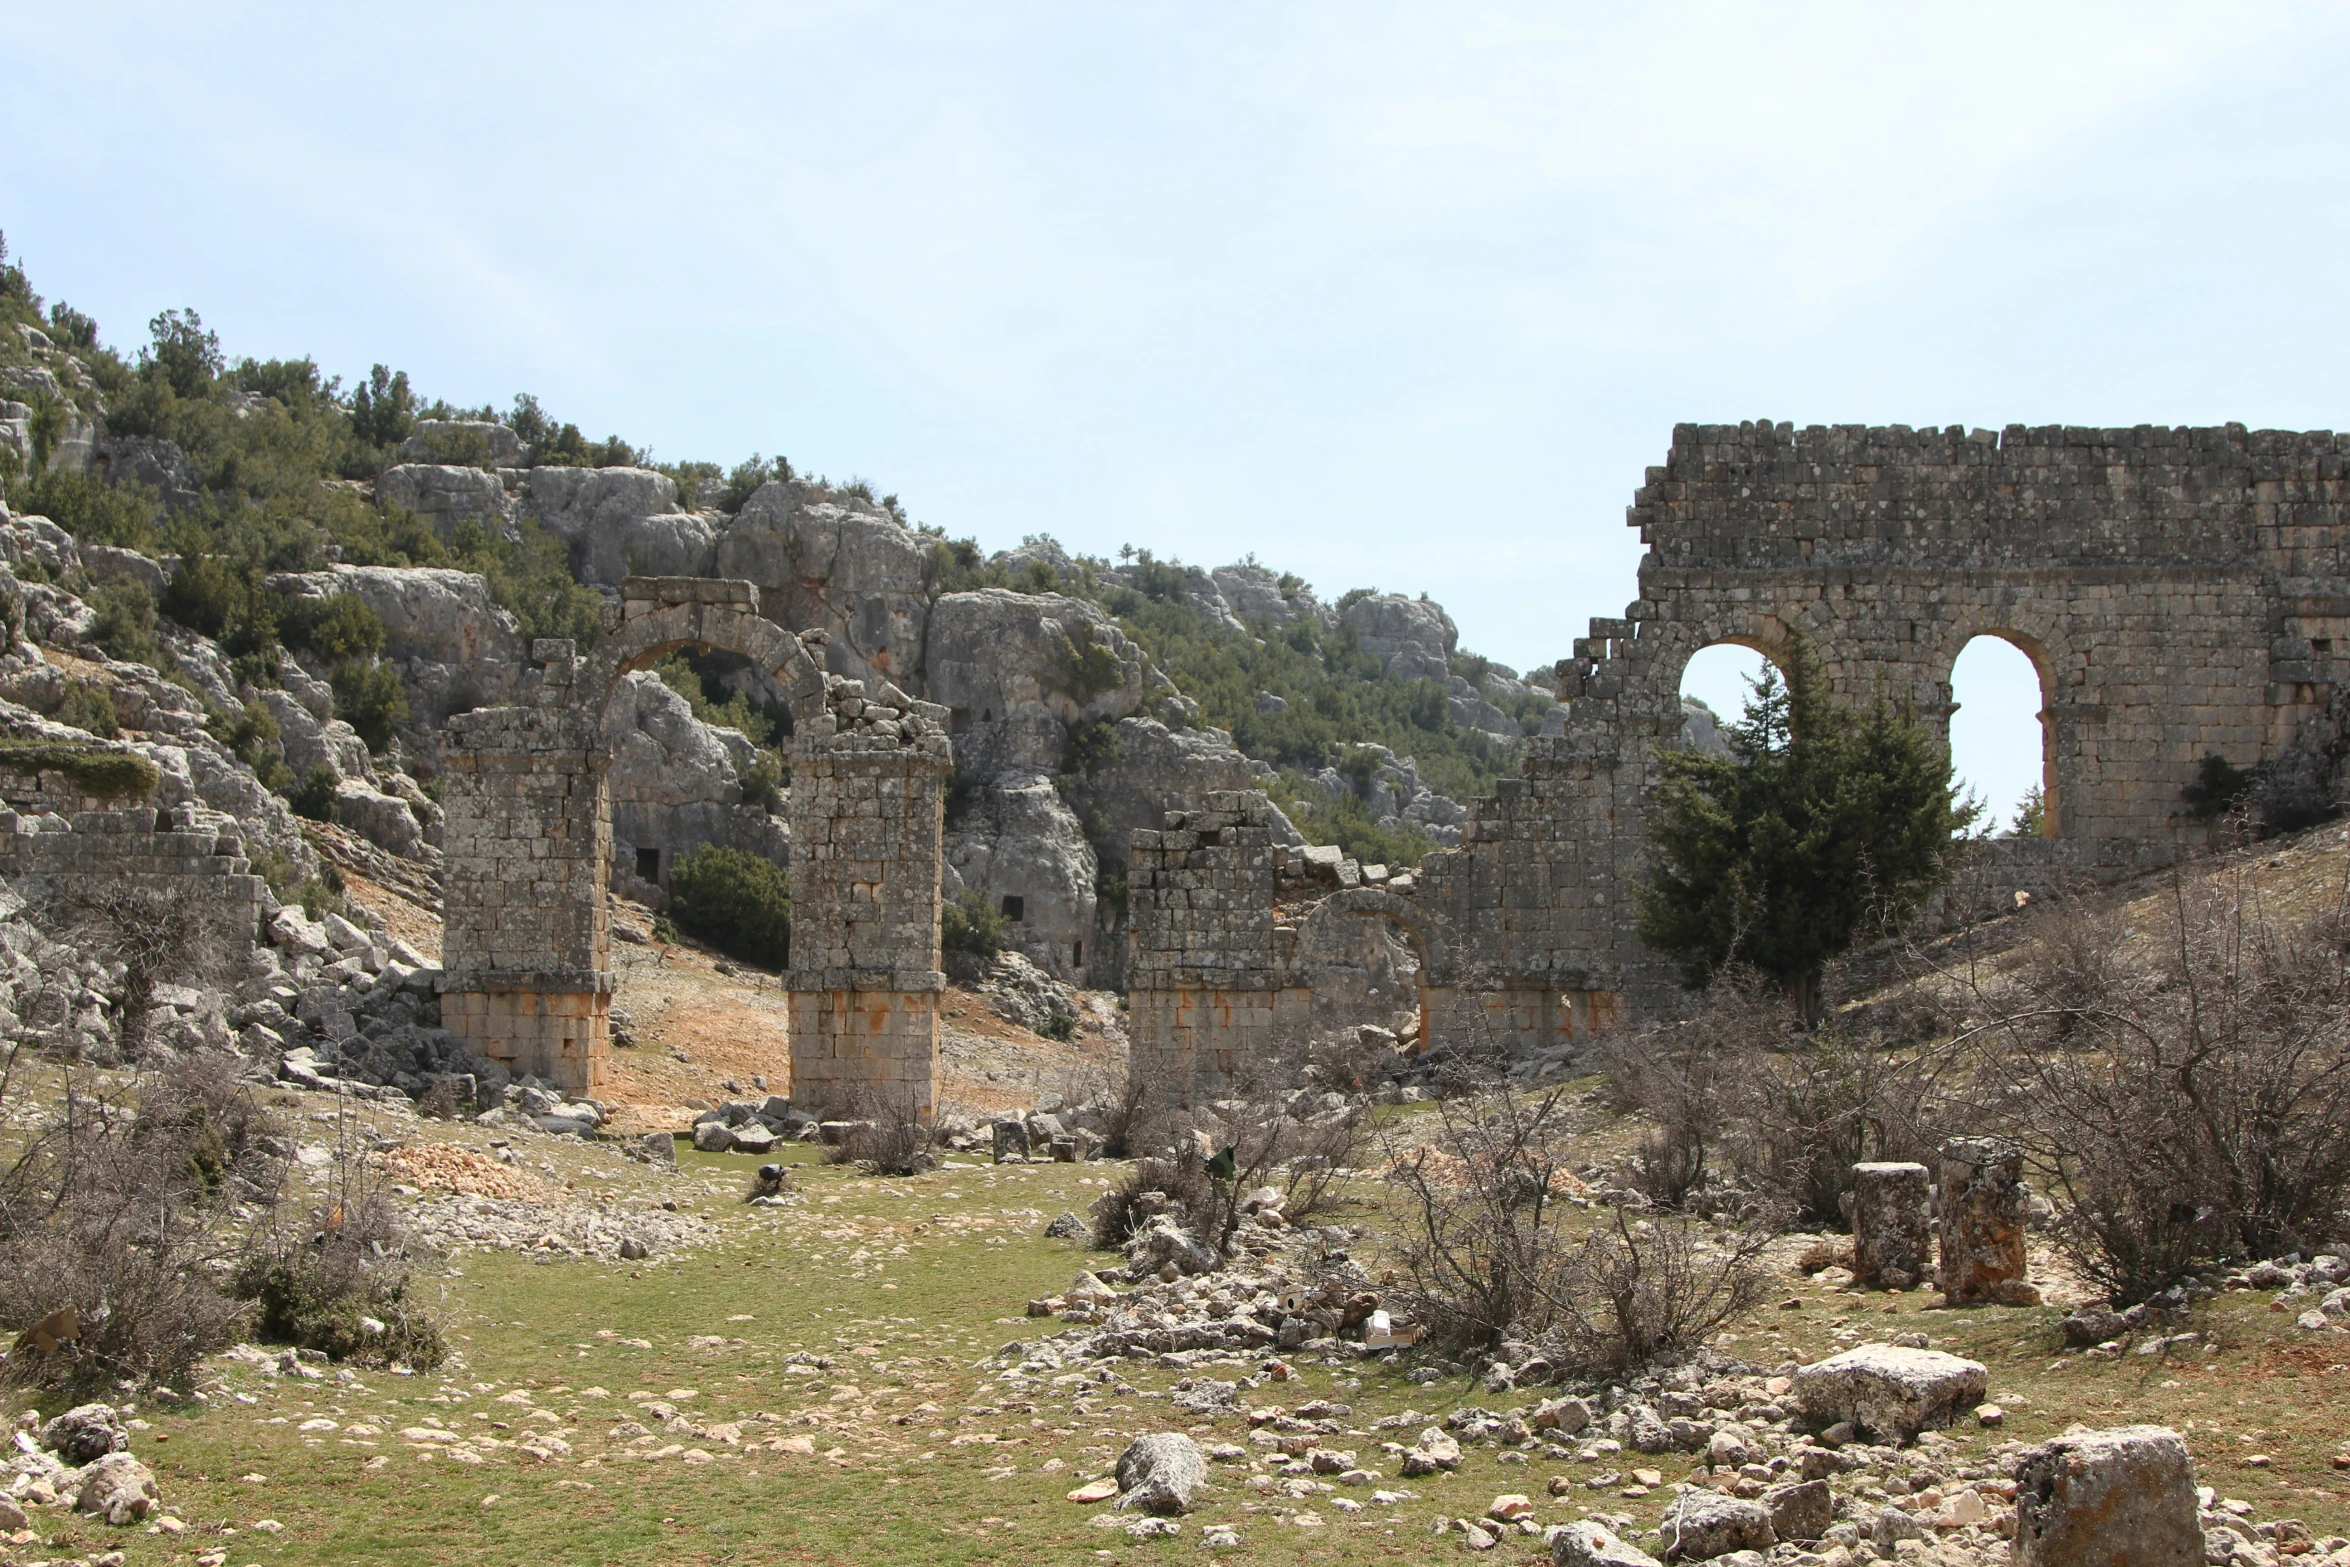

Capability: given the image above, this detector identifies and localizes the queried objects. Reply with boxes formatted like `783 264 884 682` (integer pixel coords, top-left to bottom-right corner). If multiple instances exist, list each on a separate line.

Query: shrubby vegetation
1636 634 1974 1022
665 846 792 970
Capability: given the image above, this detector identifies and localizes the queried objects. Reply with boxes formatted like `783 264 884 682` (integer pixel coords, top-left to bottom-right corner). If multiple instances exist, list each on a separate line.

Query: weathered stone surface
377 463 510 529
1939 1135 2040 1305
1851 1161 1933 1290
1339 592 1457 683
1791 1344 1989 1444
399 419 530 467
714 480 933 689
273 565 526 668
40 1402 127 1464
2013 1425 2200 1567
73 1452 160 1525
1114 1432 1206 1514
1551 1519 1663 1567
1655 1490 1773 1562
1761 1478 1832 1542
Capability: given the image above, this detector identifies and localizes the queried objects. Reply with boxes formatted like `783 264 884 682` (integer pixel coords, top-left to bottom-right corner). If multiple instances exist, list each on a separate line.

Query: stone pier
1939 1136 2040 1305
437 580 950 1106
1850 1162 1934 1291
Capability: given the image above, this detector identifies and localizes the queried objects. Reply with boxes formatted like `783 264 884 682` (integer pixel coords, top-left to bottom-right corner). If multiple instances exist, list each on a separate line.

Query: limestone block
1939 1136 2039 1305
1790 1345 1988 1445
1851 1161 1932 1290
2013 1425 2200 1567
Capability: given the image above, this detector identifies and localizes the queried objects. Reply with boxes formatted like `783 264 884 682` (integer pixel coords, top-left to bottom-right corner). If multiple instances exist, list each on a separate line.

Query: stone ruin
1127 421 2350 1098
431 423 2350 1113
436 577 950 1112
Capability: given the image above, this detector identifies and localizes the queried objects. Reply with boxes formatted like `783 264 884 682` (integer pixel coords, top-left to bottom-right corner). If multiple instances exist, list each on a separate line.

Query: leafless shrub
1382 1075 1778 1368
1542 1208 1779 1377
1092 1146 1225 1251
233 1173 445 1370
1976 871 2350 1302
36 879 237 1059
0 1051 281 1394
821 1092 936 1177
1605 965 1961 1225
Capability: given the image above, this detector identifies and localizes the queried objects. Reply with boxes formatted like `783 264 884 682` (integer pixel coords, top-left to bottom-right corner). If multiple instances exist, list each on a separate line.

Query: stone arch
584 589 830 739
1295 887 1461 985
1937 625 2063 837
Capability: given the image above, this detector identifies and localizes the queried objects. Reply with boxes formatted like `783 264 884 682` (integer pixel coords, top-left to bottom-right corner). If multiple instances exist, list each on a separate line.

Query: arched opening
1949 634 2053 837
1677 641 1778 753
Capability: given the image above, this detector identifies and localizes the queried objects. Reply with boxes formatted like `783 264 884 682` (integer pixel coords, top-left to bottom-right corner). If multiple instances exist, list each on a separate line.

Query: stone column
1938 1136 2041 1305
1850 1161 1933 1290
784 681 951 1119
436 658 613 1097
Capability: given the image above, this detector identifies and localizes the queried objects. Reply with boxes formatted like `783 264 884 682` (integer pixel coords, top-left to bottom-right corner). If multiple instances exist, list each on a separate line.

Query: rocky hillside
0 239 1581 989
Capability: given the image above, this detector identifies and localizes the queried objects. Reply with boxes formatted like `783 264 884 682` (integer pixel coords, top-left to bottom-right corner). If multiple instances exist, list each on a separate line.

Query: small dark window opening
1072 940 1084 967
2315 638 2334 652
1199 829 1222 847
1000 894 1025 922
635 846 662 882
950 706 973 734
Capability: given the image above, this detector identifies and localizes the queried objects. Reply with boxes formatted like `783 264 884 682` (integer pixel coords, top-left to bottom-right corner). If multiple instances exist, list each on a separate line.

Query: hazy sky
7 3 2350 824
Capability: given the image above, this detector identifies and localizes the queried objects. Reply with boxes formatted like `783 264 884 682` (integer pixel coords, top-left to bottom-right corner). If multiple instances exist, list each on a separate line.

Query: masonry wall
1130 422 2350 1068
1554 420 2350 1001
0 769 266 947
435 700 613 1092
783 704 951 1118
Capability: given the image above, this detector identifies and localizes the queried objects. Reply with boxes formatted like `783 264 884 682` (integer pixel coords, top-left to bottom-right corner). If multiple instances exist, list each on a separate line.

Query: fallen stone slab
2013 1424 2200 1567
1791 1344 1989 1445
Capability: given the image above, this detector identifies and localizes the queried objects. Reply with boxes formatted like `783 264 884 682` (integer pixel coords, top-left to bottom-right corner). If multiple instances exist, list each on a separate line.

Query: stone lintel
437 968 616 996
620 576 758 616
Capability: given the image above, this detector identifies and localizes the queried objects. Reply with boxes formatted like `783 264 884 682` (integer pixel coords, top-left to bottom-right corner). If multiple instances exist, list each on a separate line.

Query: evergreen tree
1635 634 1974 1023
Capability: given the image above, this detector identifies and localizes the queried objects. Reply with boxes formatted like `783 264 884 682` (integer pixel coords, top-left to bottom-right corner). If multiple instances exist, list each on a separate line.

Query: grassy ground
13 1118 2347 1567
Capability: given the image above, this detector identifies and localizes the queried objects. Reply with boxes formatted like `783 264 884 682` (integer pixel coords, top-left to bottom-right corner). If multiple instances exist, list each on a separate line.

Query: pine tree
1635 634 1975 1023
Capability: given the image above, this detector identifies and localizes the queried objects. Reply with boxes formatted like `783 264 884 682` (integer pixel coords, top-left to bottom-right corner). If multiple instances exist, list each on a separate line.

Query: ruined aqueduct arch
1130 421 2350 1095
437 577 950 1111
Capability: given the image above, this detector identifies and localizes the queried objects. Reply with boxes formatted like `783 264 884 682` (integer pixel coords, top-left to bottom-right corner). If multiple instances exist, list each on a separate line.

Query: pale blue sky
7 3 2350 823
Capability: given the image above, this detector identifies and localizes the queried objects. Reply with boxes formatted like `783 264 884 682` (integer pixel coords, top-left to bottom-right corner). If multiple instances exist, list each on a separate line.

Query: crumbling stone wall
0 758 265 943
1553 420 2350 1002
1133 422 2350 1080
438 577 950 1107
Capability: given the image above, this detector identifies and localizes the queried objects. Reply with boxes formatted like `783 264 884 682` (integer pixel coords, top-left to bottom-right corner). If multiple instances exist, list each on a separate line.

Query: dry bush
1605 965 1961 1226
37 879 238 1059
820 1092 936 1177
1382 1076 1777 1369
1092 1146 1226 1251
0 1051 281 1394
233 1178 446 1370
1544 1209 1779 1377
1978 873 2350 1302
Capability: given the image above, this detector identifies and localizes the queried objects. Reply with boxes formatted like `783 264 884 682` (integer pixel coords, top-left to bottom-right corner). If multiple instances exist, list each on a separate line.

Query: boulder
40 1402 127 1463
1552 1519 1663 1567
73 1452 160 1525
335 781 427 859
713 480 933 689
377 464 510 529
2013 1425 2200 1567
1655 1491 1773 1562
1212 563 1333 634
398 419 529 468
271 566 526 668
1850 1161 1932 1290
639 1131 677 1166
1791 1345 1989 1445
1115 1432 1207 1515
80 543 168 597
1125 1216 1218 1279
1339 592 1457 682
728 1123 778 1155
1043 1211 1086 1240
1762 1478 1832 1542
691 1120 733 1153
927 589 1147 727
1399 1428 1462 1476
